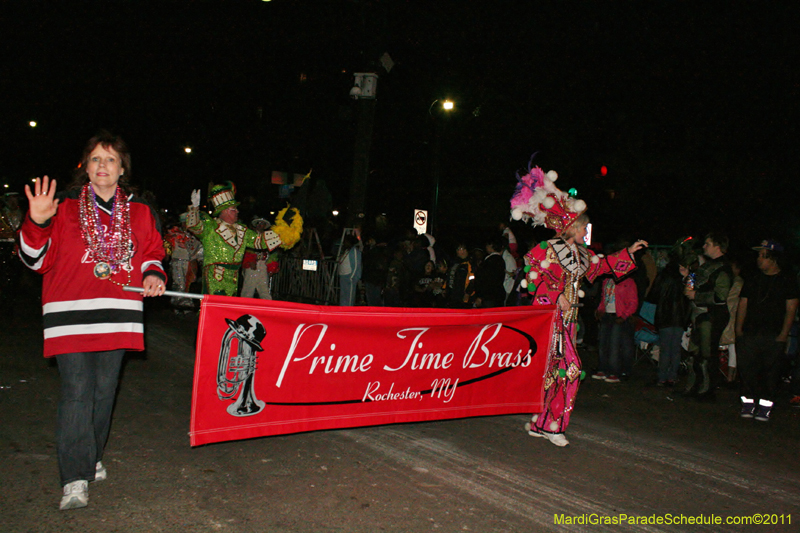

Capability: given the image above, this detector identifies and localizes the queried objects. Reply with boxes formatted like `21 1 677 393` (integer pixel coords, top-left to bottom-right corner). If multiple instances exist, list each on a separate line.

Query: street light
29 121 37 128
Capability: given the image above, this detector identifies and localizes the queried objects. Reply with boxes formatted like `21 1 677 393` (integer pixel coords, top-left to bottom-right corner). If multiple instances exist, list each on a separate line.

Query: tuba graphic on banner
217 315 267 417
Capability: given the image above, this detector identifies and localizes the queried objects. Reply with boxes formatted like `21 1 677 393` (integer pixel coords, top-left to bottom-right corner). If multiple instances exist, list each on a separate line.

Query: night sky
2 1 798 256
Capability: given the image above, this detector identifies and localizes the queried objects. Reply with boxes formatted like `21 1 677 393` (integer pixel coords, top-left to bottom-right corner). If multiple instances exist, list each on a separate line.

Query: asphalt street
2 287 799 533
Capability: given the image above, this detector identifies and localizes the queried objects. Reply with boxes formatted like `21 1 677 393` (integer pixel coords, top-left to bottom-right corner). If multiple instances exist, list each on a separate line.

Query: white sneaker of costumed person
524 417 570 446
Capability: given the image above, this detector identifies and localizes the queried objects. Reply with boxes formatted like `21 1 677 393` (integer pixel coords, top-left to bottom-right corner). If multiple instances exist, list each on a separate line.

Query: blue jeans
56 350 125 485
657 326 684 383
339 276 358 306
597 313 635 376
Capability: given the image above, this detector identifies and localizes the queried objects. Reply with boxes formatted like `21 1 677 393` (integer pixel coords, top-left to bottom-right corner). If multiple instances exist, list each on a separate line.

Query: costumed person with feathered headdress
186 182 303 296
509 157 647 446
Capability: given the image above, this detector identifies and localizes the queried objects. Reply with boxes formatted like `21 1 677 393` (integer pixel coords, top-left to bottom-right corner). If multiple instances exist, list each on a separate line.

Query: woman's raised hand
24 176 60 225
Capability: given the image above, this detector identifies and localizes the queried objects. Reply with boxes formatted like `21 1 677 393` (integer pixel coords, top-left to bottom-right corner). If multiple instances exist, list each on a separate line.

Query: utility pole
346 72 378 229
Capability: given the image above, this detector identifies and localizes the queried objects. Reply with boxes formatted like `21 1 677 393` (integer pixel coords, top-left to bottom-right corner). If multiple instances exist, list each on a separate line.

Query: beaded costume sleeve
583 246 637 284
523 239 637 309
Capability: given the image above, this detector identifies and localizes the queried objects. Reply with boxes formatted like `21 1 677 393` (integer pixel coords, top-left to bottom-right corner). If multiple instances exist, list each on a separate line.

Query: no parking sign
413 209 428 235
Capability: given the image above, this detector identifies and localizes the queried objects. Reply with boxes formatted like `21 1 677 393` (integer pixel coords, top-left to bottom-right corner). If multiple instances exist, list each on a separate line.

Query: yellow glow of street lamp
442 100 454 111
184 147 192 154
29 121 37 128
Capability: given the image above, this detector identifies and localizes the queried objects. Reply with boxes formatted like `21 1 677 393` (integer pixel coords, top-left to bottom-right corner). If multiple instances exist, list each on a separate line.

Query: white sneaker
60 480 89 510
542 431 569 447
523 421 543 437
94 461 107 482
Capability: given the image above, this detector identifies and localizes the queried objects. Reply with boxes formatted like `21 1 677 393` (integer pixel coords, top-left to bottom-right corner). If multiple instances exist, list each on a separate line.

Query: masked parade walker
186 182 302 296
509 160 643 446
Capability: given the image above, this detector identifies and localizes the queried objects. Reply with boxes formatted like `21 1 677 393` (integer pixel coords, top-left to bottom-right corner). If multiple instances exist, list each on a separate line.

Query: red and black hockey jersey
19 189 165 357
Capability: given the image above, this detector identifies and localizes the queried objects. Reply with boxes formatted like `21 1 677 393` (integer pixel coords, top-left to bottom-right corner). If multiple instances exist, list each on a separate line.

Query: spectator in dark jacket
474 238 507 308
411 260 437 307
446 243 474 308
404 235 430 278
648 259 692 386
385 246 410 307
361 235 389 306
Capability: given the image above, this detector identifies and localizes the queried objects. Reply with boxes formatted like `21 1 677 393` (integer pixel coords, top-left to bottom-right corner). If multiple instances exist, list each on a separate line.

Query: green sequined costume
186 207 282 296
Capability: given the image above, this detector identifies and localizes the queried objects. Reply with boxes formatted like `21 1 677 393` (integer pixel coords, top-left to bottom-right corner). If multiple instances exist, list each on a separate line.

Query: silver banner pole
123 286 205 300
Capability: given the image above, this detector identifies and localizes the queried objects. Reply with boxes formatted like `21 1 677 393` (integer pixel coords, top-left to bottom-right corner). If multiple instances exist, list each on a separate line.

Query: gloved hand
190 189 201 208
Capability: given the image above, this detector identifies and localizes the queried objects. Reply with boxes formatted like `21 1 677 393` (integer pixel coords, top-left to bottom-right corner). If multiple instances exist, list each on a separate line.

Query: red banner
190 296 555 446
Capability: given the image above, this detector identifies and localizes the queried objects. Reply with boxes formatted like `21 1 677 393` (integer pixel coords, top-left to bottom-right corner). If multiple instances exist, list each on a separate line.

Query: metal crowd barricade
271 256 340 305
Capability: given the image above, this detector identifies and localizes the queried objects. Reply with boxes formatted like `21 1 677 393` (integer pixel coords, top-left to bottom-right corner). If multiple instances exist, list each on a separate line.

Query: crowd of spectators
355 226 524 310
580 233 799 423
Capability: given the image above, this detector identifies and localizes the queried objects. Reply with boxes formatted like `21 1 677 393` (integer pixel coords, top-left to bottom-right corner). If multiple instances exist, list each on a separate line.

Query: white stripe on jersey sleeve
141 260 164 273
19 233 50 270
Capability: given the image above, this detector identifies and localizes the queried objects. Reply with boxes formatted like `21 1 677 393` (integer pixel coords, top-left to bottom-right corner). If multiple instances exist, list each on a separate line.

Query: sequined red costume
524 238 637 434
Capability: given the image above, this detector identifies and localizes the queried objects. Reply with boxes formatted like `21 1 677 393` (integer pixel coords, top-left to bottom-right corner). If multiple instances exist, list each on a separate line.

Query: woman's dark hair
69 130 133 192
342 234 359 249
